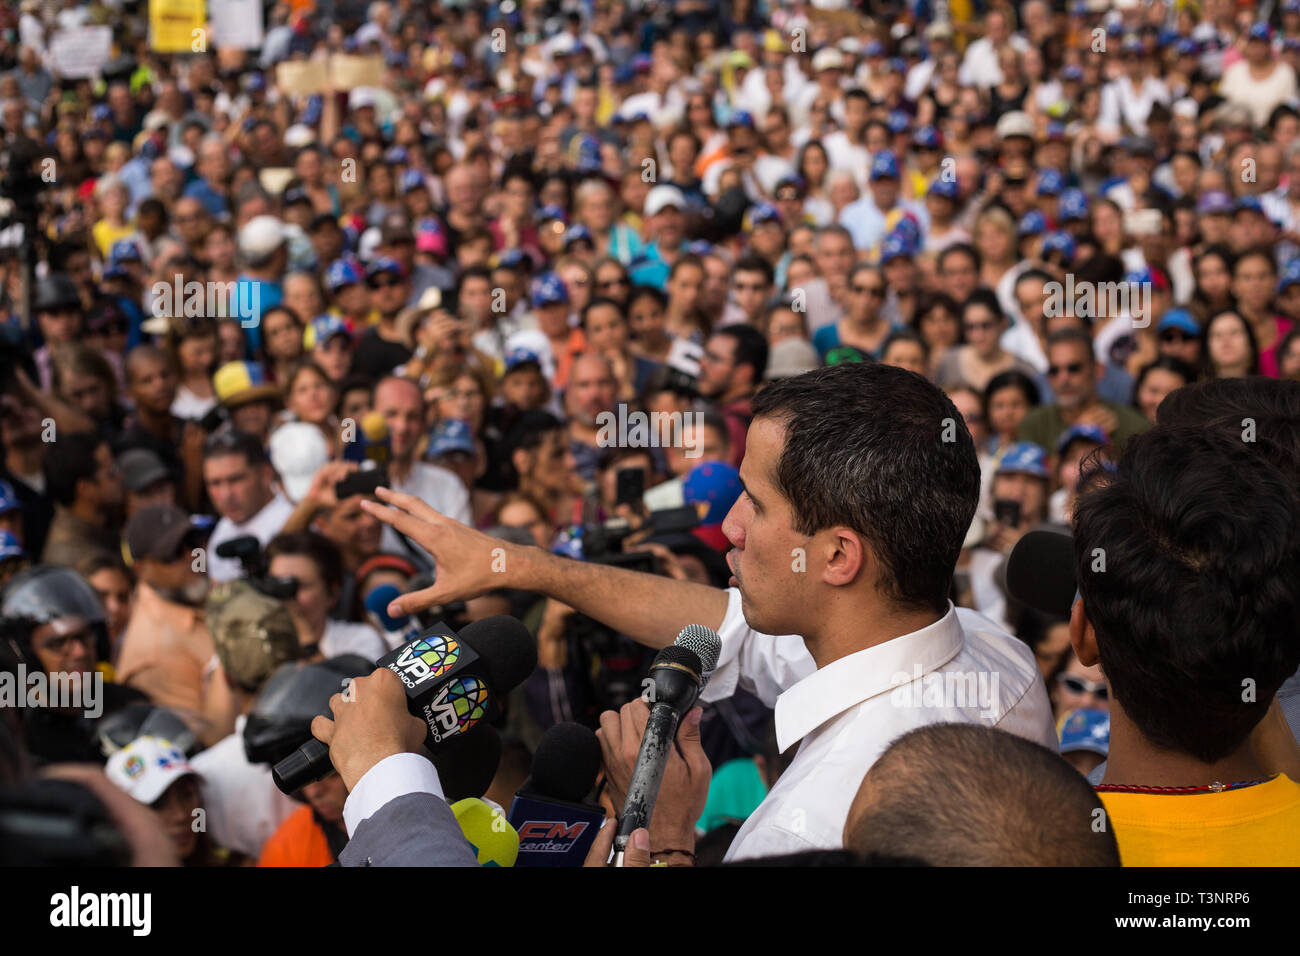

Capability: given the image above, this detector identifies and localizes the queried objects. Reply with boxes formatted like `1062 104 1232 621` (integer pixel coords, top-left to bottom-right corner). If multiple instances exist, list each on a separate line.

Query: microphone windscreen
360 411 389 443
452 798 519 867
433 723 502 802
674 624 721 683
1006 529 1078 619
364 584 407 631
529 722 601 804
458 615 538 692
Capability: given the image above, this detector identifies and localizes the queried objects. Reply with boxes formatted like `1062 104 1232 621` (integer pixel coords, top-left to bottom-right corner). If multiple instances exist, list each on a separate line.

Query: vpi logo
424 676 490 742
391 634 460 687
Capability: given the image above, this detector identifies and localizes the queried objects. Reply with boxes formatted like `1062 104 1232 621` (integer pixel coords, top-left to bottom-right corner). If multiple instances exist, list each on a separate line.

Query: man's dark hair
937 242 981 274
1073 426 1300 762
580 296 626 329
1046 327 1094 355
847 724 1120 866
713 325 769 386
456 264 492 295
750 363 979 613
43 433 104 508
733 254 774 288
202 429 269 467
266 530 345 594
627 284 667 311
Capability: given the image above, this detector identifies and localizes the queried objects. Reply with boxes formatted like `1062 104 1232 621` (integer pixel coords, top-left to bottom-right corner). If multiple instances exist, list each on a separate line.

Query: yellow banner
150 0 207 53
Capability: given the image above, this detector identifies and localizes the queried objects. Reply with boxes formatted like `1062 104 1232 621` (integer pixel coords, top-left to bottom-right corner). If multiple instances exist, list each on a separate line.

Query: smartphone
198 405 228 433
615 467 645 507
336 466 387 500
994 499 1022 529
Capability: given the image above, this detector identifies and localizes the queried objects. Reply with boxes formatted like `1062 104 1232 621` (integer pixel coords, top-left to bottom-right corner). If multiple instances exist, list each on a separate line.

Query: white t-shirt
320 619 387 661
379 463 472 564
191 715 298 858
207 492 296 583
171 385 218 422
1220 60 1299 130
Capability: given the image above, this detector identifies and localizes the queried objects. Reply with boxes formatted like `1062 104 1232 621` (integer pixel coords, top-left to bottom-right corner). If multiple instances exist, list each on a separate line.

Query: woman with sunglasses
935 289 1037 392
812 263 897 362
592 257 632 310
1050 652 1110 723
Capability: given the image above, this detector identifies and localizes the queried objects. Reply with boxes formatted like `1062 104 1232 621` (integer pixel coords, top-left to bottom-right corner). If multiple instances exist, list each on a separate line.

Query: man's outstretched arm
361 487 730 650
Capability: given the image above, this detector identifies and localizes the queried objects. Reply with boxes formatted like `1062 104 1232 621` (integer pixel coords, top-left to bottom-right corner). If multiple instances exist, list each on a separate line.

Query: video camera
214 535 299 600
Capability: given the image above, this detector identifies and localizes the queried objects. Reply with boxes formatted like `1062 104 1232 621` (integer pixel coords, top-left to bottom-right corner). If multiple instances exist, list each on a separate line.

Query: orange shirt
258 805 336 867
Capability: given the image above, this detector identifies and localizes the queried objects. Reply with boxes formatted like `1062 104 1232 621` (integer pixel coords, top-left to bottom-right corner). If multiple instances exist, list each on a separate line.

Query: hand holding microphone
310 668 428 791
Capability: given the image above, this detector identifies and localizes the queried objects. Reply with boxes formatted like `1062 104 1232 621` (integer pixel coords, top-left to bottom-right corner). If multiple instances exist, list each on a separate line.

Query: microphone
364 583 422 648
614 625 722 865
508 722 606 866
433 722 502 803
272 615 537 794
451 798 520 867
1006 529 1077 619
343 410 391 468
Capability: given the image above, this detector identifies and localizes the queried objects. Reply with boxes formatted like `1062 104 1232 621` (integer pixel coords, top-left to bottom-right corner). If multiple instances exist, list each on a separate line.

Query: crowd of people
0 0 1298 869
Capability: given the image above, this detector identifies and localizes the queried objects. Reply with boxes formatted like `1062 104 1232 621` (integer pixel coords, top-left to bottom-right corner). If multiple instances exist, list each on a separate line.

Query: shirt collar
773 603 965 753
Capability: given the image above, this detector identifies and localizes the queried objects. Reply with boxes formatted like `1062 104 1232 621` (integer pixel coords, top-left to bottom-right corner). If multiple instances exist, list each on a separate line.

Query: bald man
565 352 620 482
843 723 1120 866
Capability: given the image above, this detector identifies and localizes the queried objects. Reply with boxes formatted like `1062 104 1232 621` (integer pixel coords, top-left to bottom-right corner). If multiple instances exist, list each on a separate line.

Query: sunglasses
1159 329 1194 343
1048 361 1087 377
598 277 629 289
1058 674 1108 700
34 628 96 657
852 285 884 297
368 276 403 289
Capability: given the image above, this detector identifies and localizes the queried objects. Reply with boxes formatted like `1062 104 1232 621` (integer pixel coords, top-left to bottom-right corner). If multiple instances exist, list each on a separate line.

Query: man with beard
40 433 124 569
115 505 235 747
203 430 295 584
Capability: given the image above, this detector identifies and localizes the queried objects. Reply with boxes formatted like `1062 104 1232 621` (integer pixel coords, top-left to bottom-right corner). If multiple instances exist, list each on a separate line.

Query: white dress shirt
700 589 1056 861
207 492 296 583
343 752 446 837
379 462 473 563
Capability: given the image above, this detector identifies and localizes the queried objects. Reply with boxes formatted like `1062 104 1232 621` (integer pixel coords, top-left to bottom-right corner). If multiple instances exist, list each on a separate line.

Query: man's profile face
721 417 808 636
374 380 425 460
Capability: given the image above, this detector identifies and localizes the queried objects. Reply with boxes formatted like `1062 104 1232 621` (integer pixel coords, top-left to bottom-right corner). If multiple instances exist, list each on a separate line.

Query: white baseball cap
284 124 316 148
811 48 846 72
238 215 287 259
644 184 688 217
269 422 330 503
106 736 201 805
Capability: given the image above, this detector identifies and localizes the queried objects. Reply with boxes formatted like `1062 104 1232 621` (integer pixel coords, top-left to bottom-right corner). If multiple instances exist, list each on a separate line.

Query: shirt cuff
342 752 445 838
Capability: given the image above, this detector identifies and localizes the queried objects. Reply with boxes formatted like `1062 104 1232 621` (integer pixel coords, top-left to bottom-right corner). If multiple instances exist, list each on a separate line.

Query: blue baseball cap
1175 38 1199 56
996 442 1050 479
326 258 363 292
1036 169 1065 196
1157 308 1200 336
1197 190 1234 215
428 419 477 458
686 239 715 257
1061 64 1084 82
399 169 425 194
307 314 351 349
531 271 570 308
0 480 19 515
495 248 528 270
1059 188 1089 221
887 57 907 74
0 530 24 564
682 461 742 526
504 347 543 373
365 256 405 281
1280 257 1300 293
537 205 568 225
1121 35 1144 55
384 146 409 165
864 41 886 57
891 214 922 249
928 177 960 201
1041 231 1076 264
745 202 782 230
1018 210 1047 236
1235 195 1267 217
109 238 143 262
870 150 900 181
1059 708 1110 756
1248 22 1273 42
913 125 943 149
728 110 756 130
92 104 112 122
879 232 913 262
886 110 911 134
102 260 132 280
1057 424 1107 456
563 224 595 248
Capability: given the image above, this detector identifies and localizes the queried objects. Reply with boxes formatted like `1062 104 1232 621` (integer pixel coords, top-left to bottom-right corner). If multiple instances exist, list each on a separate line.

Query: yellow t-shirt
1100 774 1300 866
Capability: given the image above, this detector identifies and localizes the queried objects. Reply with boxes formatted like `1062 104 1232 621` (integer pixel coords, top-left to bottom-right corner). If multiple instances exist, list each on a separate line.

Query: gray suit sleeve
339 793 480 867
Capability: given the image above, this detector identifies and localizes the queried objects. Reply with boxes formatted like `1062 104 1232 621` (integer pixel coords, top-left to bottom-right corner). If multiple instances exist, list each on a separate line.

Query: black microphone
433 722 503 803
1006 528 1077 619
272 615 536 794
614 625 722 865
508 722 605 866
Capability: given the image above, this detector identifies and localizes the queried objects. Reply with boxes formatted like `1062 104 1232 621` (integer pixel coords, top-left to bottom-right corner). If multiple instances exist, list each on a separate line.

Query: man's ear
511 447 530 478
1069 597 1101 667
822 527 866 588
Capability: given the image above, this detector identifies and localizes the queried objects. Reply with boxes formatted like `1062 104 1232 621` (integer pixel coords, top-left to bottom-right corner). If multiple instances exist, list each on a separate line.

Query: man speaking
363 363 1055 861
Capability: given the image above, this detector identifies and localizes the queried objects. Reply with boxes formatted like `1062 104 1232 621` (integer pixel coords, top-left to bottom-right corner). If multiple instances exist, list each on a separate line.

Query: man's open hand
310 668 427 791
360 485 521 616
